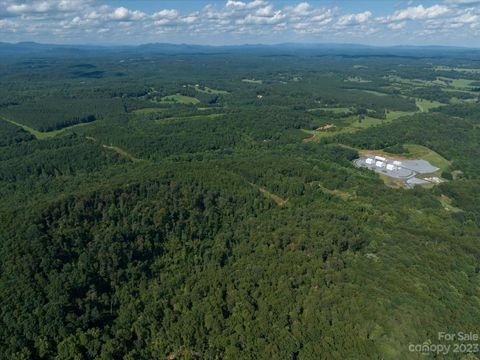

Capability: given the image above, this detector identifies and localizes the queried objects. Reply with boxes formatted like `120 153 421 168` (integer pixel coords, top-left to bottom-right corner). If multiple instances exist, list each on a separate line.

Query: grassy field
302 115 388 142
190 85 229 95
402 144 450 171
359 89 389 97
242 78 263 84
435 66 480 74
415 98 443 112
345 76 370 83
378 173 405 189
437 77 475 90
307 107 352 114
303 97 435 143
385 110 415 121
133 107 168 115
438 194 462 212
305 109 416 142
0 114 94 140
158 94 200 104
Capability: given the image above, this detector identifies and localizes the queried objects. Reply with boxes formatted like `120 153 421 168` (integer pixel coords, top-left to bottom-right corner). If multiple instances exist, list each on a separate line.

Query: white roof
386 164 395 170
365 158 374 164
375 156 386 161
393 160 402 166
375 161 385 167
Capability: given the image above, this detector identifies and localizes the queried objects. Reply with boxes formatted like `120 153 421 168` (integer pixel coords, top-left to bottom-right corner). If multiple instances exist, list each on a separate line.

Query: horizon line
2 41 480 51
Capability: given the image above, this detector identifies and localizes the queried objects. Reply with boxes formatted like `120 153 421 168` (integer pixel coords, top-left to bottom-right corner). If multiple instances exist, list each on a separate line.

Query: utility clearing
0 114 95 140
250 183 288 206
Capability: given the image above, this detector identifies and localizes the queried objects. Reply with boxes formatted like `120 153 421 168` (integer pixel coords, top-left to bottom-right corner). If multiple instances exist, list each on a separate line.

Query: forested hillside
0 46 479 359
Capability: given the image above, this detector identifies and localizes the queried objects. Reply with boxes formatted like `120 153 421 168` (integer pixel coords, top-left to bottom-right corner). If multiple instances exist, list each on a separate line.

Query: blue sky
1 0 480 46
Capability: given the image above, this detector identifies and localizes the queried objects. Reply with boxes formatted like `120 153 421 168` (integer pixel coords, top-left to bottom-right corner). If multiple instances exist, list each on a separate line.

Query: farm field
158 94 200 104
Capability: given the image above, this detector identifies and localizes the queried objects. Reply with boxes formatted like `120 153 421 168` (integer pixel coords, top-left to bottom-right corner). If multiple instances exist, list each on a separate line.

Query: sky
1 0 480 47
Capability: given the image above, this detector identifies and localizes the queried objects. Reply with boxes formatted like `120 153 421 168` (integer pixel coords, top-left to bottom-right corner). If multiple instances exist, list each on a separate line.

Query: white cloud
453 11 479 23
292 2 311 16
6 0 91 15
444 0 480 5
388 21 406 30
337 11 372 26
110 7 146 21
152 9 179 20
237 10 285 25
0 0 479 46
388 5 450 21
256 5 274 17
226 0 265 10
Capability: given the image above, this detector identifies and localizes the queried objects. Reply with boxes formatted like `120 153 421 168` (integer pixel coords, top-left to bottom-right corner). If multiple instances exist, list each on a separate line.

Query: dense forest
0 44 479 359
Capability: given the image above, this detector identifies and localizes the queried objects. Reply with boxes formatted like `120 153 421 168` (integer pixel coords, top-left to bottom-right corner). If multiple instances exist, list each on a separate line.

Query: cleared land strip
86 136 144 162
249 182 288 206
101 145 144 163
0 114 95 140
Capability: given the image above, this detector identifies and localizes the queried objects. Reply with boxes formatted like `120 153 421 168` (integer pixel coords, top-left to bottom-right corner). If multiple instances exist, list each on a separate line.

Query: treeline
0 98 126 132
0 120 34 146
0 139 126 183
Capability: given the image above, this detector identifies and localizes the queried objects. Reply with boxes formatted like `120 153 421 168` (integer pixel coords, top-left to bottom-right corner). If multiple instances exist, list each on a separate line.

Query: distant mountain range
1 41 479 58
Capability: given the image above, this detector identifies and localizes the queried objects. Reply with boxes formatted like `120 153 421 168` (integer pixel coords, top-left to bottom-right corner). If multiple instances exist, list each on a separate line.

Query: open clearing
86 136 144 162
437 77 476 90
385 110 414 121
302 94 443 143
242 78 263 84
415 98 443 112
158 94 200 104
438 195 462 212
359 89 389 97
190 85 229 95
101 144 143 162
345 76 370 83
402 144 450 171
307 107 352 114
303 110 414 143
317 184 355 200
250 183 288 206
302 115 384 141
